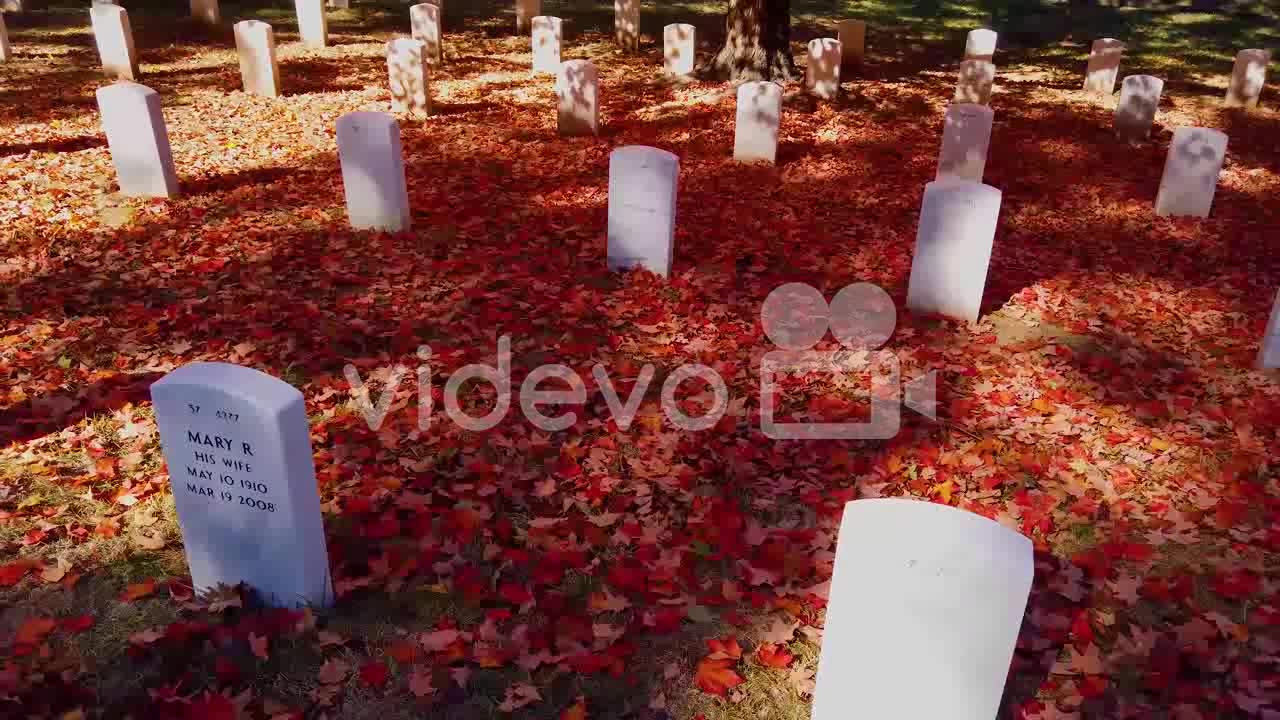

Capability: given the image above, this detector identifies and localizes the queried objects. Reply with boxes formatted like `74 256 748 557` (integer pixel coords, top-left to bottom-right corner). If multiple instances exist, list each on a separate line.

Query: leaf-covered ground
2 1 1279 718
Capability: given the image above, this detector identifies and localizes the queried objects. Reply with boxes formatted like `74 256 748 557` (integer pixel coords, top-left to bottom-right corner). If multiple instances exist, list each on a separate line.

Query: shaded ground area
1 1 1279 719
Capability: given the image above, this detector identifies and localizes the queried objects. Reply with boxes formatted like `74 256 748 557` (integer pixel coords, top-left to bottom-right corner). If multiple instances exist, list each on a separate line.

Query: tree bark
703 0 798 82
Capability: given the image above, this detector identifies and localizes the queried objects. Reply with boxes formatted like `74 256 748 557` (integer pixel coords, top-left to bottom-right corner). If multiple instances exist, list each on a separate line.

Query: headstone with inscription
96 81 179 198
734 80 782 164
1115 74 1162 141
906 178 1002 323
91 2 138 80
607 146 679 276
1154 126 1227 218
151 362 333 608
663 23 694 75
336 111 412 232
556 59 599 136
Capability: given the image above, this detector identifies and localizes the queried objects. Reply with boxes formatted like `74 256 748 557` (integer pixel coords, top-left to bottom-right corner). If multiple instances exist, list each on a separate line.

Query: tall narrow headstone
190 0 220 25
150 362 333 609
811 499 1032 720
906 179 1001 323
387 37 431 116
663 23 694 75
336 112 412 232
410 3 443 66
515 0 539 34
608 146 679 277
531 15 561 75
95 82 178 198
1259 290 1280 369
295 0 327 49
0 14 10 62
1224 49 1270 109
806 38 842 99
936 103 994 182
1115 74 1163 141
1154 127 1227 218
1083 38 1124 95
964 28 996 60
615 0 639 52
235 21 281 98
954 59 994 105
91 2 138 80
733 80 782 164
837 19 865 71
556 59 599 136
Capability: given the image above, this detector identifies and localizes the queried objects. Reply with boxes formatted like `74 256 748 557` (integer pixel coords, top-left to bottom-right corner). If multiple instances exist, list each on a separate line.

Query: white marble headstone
734 80 782 164
1115 74 1162 141
531 15 561 75
964 27 997 60
336 111 412 232
936 102 994 182
1260 290 1280 370
235 20 281 98
663 23 694 75
607 146 679 277
410 3 443 65
1083 38 1124 95
906 179 1002 323
96 81 178 198
837 19 866 70
0 14 10 62
295 0 327 49
806 38 842 99
190 0 220 25
91 2 138 80
1155 126 1227 218
387 37 431 116
515 0 540 34
556 59 599 136
811 498 1033 720
151 362 333 609
615 0 639 52
1225 49 1269 109
954 58 994 105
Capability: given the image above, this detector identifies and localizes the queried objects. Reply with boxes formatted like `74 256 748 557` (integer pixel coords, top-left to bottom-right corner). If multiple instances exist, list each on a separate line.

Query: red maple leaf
360 661 391 689
755 643 794 669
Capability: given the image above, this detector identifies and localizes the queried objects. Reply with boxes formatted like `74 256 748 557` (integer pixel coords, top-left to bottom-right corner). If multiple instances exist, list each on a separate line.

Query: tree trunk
703 0 798 82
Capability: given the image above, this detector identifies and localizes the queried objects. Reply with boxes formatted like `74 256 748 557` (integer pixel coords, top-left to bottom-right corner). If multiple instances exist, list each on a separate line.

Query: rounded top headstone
151 361 304 413
610 145 678 171
95 80 156 102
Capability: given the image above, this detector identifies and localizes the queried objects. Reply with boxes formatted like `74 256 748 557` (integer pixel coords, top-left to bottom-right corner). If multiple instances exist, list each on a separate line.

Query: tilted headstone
811 499 1033 720
387 37 431 116
190 0 219 25
531 15 561 75
1083 38 1124 95
1115 74 1163 141
515 0 539 34
96 82 178 198
906 179 1001 323
410 3 443 66
1155 126 1227 218
936 103 994 182
0 14 10 62
234 21 281 98
607 146 679 277
91 2 138 80
295 0 327 49
837 19 865 70
337 112 411 232
556 59 599 136
663 23 694 75
733 80 782 164
1225 49 1270 109
964 27 997 60
615 0 638 52
1260 290 1280 369
954 58 994 105
806 38 842 99
151 362 333 609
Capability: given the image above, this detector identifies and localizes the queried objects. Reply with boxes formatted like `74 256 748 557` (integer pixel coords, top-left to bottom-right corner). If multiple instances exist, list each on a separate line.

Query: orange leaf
705 635 742 660
561 695 587 720
695 657 744 696
755 643 794 669
15 617 57 646
120 579 156 602
385 639 420 665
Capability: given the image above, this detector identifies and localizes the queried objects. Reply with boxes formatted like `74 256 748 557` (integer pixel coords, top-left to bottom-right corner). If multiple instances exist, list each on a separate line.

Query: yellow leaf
1149 437 1171 452
932 480 953 504
1031 397 1054 413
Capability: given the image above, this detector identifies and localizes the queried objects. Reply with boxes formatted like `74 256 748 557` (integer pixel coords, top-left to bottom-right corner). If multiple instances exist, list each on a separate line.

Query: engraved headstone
936 103 994 182
531 15 561 74
410 3 443 65
954 58 994 105
1083 38 1124 95
615 0 638 52
663 23 694 75
1225 49 1269 109
1154 126 1227 218
96 81 178 198
151 362 333 608
556 59 599 136
91 2 138 80
734 80 782 164
1115 74 1163 141
235 20 281 98
387 37 431 116
837 19 865 70
906 179 1002 323
806 38 842 99
295 0 327 49
607 146 679 277
811 498 1033 720
336 111 412 232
